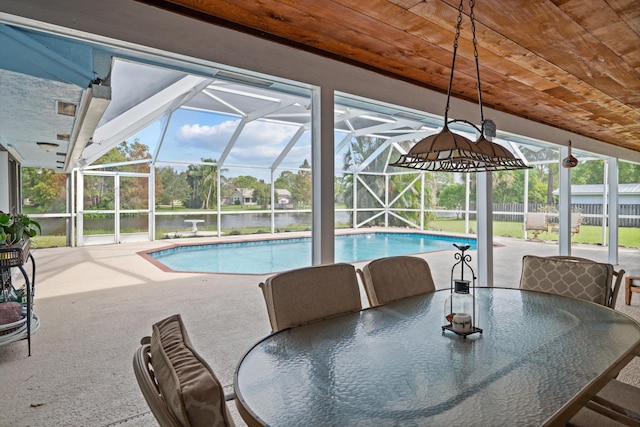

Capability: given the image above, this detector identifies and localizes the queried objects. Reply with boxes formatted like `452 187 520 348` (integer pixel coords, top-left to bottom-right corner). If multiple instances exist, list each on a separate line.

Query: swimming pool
145 232 477 274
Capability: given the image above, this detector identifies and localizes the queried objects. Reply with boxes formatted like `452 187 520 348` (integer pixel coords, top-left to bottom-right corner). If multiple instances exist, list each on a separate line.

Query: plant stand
0 240 38 356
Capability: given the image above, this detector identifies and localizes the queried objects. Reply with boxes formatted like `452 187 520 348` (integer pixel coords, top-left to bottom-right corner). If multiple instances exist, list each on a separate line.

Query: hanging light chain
454 0 464 50
445 0 466 123
469 0 485 128
469 0 478 59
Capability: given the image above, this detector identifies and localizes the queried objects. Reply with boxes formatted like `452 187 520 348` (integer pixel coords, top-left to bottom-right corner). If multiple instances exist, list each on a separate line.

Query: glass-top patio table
234 287 640 426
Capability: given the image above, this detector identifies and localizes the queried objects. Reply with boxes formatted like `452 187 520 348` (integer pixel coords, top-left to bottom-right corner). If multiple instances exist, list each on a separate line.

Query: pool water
148 232 476 274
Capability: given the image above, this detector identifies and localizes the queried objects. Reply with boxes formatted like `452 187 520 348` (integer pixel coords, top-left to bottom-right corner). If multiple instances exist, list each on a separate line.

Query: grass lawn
430 219 640 249
29 217 640 249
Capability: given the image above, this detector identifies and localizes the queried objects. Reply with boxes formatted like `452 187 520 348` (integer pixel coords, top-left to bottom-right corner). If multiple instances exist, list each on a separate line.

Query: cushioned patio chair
519 255 623 308
133 314 235 427
568 379 640 426
547 255 625 309
525 212 548 240
358 256 436 307
259 263 362 332
551 212 583 235
521 256 635 426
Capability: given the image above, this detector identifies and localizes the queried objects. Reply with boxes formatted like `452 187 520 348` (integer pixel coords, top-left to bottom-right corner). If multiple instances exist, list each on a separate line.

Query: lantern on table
443 244 482 338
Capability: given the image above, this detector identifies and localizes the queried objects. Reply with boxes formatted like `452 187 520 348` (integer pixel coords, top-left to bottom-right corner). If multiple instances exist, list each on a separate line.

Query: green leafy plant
0 212 41 245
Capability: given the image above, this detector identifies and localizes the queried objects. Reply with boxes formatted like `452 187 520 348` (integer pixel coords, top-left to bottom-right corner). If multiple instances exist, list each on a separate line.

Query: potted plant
0 212 41 246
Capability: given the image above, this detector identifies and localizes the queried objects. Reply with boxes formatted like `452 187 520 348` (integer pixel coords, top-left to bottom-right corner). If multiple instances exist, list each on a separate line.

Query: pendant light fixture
562 141 579 168
391 0 529 172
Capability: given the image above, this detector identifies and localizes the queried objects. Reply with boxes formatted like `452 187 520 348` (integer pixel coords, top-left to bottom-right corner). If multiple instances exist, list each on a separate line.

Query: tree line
21 138 640 215
23 140 312 212
340 135 640 225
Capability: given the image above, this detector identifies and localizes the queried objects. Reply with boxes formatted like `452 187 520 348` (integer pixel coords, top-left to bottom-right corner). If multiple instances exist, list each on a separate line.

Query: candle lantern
443 243 482 338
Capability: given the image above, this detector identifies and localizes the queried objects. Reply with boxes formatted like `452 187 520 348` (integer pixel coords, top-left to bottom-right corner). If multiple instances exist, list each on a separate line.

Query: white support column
420 173 425 230
270 170 275 234
602 162 608 246
607 157 619 265
523 168 529 240
66 173 73 246
311 86 335 265
558 146 571 256
149 167 155 242
0 152 9 212
114 174 120 243
216 169 222 238
465 173 470 234
77 171 84 247
353 173 358 228
384 174 389 227
476 171 493 287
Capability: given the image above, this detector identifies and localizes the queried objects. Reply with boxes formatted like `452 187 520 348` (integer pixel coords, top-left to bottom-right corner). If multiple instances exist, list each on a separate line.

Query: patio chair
521 257 636 426
259 263 362 332
569 379 640 426
547 255 625 309
525 212 548 240
358 256 436 307
625 275 640 305
519 255 623 308
133 314 235 427
551 212 582 235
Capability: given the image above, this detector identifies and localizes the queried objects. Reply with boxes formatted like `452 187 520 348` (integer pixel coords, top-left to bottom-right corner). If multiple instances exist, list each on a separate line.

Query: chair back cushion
526 213 547 229
260 263 361 331
150 314 233 427
519 255 613 306
361 256 436 306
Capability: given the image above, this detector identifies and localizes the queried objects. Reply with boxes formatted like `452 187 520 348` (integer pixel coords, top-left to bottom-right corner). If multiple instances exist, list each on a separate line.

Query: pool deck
1 229 640 426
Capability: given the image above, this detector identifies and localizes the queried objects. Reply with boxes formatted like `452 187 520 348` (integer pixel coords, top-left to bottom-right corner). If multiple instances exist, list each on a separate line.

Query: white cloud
174 120 307 165
176 120 238 146
240 121 298 143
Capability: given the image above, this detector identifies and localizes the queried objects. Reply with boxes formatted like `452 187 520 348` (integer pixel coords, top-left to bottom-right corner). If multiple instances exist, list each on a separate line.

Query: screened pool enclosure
44 58 626 250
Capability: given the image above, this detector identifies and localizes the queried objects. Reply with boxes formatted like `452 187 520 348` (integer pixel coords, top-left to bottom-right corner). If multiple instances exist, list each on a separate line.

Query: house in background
275 189 292 208
552 184 640 226
564 184 640 205
231 188 255 206
553 184 640 205
230 188 292 208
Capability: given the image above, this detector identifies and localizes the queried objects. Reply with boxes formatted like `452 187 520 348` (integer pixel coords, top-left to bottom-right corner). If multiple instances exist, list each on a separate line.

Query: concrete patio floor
1 233 639 426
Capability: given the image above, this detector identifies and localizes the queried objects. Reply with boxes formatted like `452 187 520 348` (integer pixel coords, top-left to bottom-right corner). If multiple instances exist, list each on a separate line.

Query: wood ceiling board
558 0 640 68
377 2 622 128
167 0 456 89
408 2 635 116
591 21 640 69
145 0 640 153
389 0 426 9
469 1 640 98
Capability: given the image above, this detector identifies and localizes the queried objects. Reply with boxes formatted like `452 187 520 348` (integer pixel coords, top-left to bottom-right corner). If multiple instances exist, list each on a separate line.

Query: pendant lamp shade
390 0 530 173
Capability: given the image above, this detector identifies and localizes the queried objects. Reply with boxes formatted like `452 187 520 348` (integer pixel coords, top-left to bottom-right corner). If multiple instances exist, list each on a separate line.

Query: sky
128 108 315 181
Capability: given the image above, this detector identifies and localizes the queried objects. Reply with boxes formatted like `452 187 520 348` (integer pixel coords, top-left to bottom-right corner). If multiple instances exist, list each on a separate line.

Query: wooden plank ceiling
141 0 640 152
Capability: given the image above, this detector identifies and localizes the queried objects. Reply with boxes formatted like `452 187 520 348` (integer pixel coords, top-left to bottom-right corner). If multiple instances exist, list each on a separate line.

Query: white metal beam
81 75 211 166
65 82 111 172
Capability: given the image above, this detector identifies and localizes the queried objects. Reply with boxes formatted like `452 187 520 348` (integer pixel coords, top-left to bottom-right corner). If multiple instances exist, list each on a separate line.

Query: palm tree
186 159 227 209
